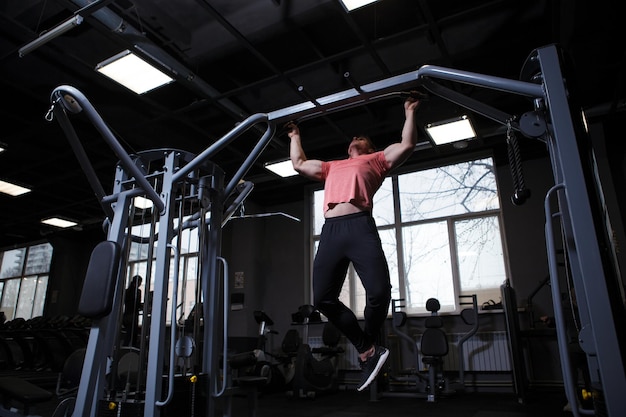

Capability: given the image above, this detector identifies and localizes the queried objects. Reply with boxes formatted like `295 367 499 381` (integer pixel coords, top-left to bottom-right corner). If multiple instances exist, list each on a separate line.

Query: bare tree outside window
398 157 504 312
399 158 499 222
402 221 455 311
455 216 507 304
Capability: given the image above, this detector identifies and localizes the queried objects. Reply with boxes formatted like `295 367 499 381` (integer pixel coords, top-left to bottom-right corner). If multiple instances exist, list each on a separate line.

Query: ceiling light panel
41 217 78 228
340 0 379 12
265 160 298 177
96 50 174 94
425 116 477 146
0 179 31 196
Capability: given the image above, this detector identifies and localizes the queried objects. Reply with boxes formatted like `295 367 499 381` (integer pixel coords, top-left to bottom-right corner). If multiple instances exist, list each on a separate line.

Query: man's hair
357 135 376 153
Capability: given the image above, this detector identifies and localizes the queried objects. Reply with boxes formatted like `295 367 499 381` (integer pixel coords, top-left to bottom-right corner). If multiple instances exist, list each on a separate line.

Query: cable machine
47 85 274 417
47 43 624 417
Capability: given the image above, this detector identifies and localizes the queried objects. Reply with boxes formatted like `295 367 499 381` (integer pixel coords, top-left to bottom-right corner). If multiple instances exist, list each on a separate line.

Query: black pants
313 212 391 354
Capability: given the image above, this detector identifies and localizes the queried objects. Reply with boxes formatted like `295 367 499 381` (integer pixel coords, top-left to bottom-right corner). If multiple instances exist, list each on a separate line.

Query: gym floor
233 388 572 417
30 386 573 417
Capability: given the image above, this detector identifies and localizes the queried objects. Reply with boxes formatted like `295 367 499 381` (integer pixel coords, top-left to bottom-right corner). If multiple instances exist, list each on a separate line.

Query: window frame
120 213 218 327
0 242 52 321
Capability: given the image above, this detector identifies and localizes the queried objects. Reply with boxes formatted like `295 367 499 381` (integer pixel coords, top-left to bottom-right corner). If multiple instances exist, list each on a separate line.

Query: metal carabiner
44 103 55 121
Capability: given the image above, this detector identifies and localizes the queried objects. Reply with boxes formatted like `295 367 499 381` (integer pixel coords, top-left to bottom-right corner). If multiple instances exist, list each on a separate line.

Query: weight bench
0 376 53 417
224 351 269 417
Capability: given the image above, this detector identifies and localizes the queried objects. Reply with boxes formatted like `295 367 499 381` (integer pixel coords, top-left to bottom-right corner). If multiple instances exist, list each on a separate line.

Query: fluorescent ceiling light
18 14 83 57
265 160 298 178
96 50 174 94
0 147 4 153
0 179 31 196
134 196 154 210
42 217 78 228
425 115 477 146
340 0 379 12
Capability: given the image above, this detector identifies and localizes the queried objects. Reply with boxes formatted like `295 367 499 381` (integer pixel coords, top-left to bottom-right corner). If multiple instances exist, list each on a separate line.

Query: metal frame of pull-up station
271 43 625 417
47 43 623 417
269 45 626 417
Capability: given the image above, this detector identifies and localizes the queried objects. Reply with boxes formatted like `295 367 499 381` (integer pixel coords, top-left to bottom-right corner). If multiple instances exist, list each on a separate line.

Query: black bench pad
0 377 53 404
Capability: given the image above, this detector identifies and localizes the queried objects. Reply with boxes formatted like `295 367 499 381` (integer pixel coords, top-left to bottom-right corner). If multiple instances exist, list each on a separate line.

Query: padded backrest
421 297 448 357
281 329 301 354
78 241 121 319
392 311 407 328
60 348 86 390
322 322 341 347
460 308 477 326
421 328 449 357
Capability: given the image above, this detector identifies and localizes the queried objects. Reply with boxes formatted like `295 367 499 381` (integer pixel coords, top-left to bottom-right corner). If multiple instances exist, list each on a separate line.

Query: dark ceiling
0 0 623 248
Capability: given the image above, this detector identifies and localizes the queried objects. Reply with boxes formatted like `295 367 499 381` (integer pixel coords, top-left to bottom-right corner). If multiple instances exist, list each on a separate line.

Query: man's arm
383 97 420 169
288 123 323 180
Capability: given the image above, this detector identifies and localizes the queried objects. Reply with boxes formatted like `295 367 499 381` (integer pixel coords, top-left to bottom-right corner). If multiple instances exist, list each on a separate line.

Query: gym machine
377 295 477 402
46 43 624 417
287 305 344 399
383 298 451 402
268 44 626 417
47 85 275 417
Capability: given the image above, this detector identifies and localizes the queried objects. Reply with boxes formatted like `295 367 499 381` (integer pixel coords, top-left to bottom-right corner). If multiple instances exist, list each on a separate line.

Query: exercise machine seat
0 376 52 416
311 322 344 357
281 329 301 358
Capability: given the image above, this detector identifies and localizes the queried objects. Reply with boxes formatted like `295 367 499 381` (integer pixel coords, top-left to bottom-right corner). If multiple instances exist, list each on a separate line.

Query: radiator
441 331 511 372
308 331 511 372
307 336 360 370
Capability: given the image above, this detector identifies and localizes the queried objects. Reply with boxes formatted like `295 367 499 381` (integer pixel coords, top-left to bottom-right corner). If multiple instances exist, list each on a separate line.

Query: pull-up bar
268 64 545 126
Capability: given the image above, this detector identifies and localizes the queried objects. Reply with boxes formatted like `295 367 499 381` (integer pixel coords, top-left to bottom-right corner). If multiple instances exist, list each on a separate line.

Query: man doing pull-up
288 94 420 391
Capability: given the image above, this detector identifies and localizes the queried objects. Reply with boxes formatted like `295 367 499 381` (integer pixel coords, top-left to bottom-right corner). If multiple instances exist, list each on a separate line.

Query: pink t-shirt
320 151 390 213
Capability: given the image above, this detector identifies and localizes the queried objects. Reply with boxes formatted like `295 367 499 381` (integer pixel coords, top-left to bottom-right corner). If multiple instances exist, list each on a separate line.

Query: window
0 243 52 320
126 218 201 325
311 156 507 315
